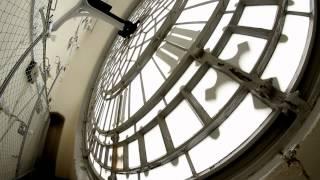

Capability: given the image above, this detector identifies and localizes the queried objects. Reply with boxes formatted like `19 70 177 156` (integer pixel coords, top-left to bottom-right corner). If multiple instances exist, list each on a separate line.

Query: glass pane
120 61 135 77
97 135 111 144
189 94 272 173
140 155 192 180
130 75 145 115
117 147 124 169
90 154 102 173
119 88 130 125
261 15 310 91
101 147 106 164
205 14 233 51
287 0 311 12
185 0 216 8
176 1 218 23
112 72 123 86
192 68 240 117
94 97 103 120
153 54 172 78
226 0 239 11
117 174 138 180
129 140 140 168
165 61 199 102
156 42 186 74
144 126 167 162
105 136 112 145
97 101 106 130
136 100 166 130
107 148 113 168
165 100 203 147
219 34 267 73
238 6 277 30
101 169 111 179
166 27 200 50
119 126 135 142
100 100 110 130
110 97 121 129
105 99 115 131
141 58 165 100
174 23 206 32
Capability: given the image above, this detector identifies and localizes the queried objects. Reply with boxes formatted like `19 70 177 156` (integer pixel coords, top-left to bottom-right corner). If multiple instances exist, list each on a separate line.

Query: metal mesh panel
0 0 45 85
18 94 49 177
0 0 50 179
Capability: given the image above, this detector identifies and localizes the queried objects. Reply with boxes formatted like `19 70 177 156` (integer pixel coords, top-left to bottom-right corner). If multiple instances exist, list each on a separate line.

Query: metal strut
51 0 140 38
87 0 140 38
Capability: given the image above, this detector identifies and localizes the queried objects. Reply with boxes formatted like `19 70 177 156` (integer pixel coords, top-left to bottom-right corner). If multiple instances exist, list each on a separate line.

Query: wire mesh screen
0 0 50 179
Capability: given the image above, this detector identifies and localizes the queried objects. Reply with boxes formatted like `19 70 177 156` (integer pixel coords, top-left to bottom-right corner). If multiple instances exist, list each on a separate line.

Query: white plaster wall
46 0 137 178
248 97 320 180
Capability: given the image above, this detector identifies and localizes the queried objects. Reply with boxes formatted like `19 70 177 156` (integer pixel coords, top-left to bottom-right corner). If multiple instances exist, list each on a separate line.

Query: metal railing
0 0 53 179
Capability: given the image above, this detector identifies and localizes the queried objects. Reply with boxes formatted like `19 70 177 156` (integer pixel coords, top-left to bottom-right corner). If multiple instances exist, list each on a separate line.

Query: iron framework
83 0 318 179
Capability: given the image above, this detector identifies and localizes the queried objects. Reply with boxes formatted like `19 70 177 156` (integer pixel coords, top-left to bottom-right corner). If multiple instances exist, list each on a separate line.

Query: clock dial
85 0 316 179
98 0 179 98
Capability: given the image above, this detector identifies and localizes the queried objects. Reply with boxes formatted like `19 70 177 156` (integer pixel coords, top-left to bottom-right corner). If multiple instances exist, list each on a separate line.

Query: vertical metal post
15 87 46 177
110 133 119 180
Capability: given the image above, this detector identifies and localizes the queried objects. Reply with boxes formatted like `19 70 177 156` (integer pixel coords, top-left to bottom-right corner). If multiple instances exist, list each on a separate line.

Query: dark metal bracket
51 0 140 38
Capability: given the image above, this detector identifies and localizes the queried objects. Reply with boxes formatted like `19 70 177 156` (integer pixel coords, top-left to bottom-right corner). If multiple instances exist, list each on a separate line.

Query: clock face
98 0 178 98
85 0 316 179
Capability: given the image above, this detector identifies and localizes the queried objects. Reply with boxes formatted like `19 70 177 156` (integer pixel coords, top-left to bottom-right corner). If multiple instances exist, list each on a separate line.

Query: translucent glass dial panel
85 0 315 179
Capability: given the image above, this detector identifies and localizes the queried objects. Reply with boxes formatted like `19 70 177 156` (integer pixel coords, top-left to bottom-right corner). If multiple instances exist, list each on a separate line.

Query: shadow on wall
22 112 67 180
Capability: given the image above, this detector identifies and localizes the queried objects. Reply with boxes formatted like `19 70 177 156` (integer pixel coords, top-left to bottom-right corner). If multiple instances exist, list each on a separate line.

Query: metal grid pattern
84 0 317 179
0 0 45 85
0 0 51 179
98 0 178 98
